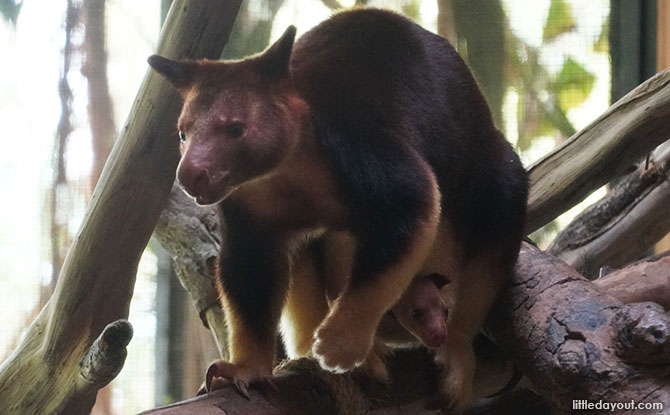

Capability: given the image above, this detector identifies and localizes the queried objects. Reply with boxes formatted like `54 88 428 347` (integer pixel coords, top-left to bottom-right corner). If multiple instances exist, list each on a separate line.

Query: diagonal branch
548 151 670 273
0 2 241 414
527 69 670 233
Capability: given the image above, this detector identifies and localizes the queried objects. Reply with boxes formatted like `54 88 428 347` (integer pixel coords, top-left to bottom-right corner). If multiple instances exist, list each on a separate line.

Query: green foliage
0 0 22 26
594 19 609 54
543 0 576 41
506 1 607 153
552 57 596 113
401 0 421 22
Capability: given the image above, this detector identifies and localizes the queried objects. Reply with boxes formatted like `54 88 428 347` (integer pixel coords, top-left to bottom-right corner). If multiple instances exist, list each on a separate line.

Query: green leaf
594 20 609 53
401 1 421 21
552 58 595 112
543 0 576 41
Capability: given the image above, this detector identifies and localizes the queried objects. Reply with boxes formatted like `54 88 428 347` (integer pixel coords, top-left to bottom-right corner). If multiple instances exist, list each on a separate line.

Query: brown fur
148 9 527 411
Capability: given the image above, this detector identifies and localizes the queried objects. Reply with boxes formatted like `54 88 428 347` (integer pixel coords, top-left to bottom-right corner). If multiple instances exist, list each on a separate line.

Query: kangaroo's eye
411 309 424 320
226 123 245 139
178 130 186 142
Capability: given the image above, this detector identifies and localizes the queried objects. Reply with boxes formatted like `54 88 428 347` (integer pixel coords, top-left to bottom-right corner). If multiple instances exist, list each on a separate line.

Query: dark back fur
290 9 528 265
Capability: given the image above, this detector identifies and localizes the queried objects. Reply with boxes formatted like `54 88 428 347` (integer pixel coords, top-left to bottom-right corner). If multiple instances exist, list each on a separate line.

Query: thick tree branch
527 69 670 233
154 183 228 357
548 151 670 273
593 251 670 309
83 0 115 192
140 351 439 415
489 243 670 413
62 320 134 414
0 2 241 414
143 243 670 414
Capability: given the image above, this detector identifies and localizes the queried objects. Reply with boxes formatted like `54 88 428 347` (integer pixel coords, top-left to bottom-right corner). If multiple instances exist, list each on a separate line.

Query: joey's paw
439 367 474 414
358 342 390 383
312 317 374 373
205 360 276 399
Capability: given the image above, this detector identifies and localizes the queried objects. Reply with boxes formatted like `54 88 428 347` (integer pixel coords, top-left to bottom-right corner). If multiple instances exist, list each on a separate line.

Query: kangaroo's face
149 27 301 205
393 273 452 348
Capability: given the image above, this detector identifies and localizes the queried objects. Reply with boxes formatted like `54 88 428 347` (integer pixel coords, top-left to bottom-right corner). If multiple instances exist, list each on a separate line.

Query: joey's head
148 26 306 205
392 273 452 348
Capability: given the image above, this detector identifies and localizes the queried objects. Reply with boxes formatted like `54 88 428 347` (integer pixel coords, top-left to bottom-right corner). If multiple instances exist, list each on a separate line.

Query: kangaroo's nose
177 162 211 199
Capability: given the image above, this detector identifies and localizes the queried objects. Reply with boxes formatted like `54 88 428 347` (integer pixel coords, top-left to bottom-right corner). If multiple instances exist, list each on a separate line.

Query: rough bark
526 69 670 233
0 2 241 414
141 242 670 414
154 183 228 358
140 350 528 415
548 143 670 274
490 243 670 414
592 251 670 309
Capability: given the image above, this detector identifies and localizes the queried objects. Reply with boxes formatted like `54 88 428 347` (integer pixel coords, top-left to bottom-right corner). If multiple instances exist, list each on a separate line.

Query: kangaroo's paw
312 311 375 373
205 360 277 399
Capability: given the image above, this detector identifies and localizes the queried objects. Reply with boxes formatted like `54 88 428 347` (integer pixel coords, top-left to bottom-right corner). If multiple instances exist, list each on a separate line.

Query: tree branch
142 243 670 414
593 251 670 309
154 183 228 357
548 151 670 273
527 69 670 233
0 2 241 414
489 243 670 413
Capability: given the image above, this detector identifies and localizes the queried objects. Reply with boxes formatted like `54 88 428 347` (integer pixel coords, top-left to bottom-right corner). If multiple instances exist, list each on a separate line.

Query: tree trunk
0 2 241 414
451 0 506 128
48 0 78 303
82 0 115 194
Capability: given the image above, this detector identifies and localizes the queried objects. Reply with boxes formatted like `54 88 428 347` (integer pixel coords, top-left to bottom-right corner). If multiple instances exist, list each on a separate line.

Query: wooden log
548 150 670 273
593 252 670 309
526 69 670 233
0 2 241 414
139 351 439 415
141 243 670 414
490 242 670 413
612 302 670 366
154 183 228 358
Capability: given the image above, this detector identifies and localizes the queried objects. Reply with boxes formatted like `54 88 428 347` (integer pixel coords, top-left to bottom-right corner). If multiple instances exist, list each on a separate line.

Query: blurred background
0 0 667 413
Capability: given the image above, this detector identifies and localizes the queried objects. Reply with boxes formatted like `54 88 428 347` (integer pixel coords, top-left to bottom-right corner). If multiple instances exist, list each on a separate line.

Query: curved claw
203 359 275 399
205 360 234 391
234 379 251 400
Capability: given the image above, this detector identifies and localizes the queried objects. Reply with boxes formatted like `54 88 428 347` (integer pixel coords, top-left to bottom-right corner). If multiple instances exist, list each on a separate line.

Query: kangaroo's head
149 27 306 205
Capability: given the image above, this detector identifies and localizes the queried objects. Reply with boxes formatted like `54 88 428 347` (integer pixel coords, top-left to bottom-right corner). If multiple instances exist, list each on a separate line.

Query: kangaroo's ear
148 55 198 91
258 26 297 80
